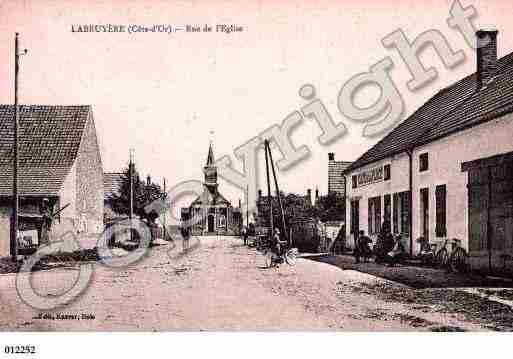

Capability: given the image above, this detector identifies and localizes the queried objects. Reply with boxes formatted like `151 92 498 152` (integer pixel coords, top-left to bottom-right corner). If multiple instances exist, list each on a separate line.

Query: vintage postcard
1 0 513 352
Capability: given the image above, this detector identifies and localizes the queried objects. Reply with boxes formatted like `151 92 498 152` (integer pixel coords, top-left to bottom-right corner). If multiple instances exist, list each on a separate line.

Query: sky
1 0 513 221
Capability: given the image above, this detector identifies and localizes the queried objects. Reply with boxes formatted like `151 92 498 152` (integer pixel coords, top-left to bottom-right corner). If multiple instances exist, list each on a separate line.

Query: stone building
181 143 240 235
0 105 104 256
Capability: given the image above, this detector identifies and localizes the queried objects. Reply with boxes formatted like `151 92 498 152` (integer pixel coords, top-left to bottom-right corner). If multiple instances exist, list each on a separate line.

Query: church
181 143 241 235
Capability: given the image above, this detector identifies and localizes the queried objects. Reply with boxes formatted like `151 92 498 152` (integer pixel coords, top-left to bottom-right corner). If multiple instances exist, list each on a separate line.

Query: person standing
241 226 248 245
39 198 53 246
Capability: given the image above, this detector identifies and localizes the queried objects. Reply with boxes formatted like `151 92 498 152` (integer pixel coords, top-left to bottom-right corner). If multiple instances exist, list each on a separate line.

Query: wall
74 113 104 238
412 113 513 264
345 152 410 248
345 112 513 261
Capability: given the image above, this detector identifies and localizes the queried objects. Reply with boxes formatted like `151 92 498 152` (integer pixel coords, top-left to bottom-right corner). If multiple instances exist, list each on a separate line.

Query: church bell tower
204 142 218 190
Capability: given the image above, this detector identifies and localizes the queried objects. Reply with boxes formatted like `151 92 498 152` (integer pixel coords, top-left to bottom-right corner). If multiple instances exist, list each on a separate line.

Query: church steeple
206 142 215 167
204 142 218 188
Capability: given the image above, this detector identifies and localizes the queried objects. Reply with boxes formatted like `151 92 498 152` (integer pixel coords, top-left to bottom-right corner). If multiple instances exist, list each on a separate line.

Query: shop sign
357 166 383 187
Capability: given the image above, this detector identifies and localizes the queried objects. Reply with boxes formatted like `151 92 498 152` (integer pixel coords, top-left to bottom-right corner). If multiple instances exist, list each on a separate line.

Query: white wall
345 152 410 248
412 113 513 252
345 112 513 255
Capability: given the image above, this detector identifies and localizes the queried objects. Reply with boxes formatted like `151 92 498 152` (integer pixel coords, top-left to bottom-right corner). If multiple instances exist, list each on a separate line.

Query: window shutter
376 197 382 233
401 191 410 234
368 199 372 234
435 185 447 237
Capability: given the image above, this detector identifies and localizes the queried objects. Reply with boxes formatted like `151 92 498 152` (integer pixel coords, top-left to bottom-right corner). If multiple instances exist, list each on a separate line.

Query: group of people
353 219 406 266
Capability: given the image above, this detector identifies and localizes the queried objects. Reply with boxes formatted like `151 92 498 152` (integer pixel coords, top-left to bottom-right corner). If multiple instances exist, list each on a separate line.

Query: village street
0 236 511 331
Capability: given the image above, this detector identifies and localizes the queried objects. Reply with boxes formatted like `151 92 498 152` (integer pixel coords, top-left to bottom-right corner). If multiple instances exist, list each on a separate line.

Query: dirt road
0 236 492 331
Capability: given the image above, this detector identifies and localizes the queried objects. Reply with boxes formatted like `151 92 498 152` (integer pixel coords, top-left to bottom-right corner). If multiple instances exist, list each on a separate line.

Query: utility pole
163 177 167 240
129 148 135 219
246 184 249 227
10 33 27 260
129 148 135 241
264 140 273 235
266 140 288 245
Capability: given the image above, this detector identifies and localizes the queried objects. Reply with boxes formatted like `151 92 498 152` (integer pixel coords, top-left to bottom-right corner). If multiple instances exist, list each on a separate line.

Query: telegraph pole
264 140 273 234
246 184 249 227
163 177 167 240
10 33 28 260
129 148 135 221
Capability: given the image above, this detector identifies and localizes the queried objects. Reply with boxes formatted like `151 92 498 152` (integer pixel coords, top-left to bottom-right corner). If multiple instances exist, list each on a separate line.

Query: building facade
0 105 104 257
344 30 513 271
181 143 241 235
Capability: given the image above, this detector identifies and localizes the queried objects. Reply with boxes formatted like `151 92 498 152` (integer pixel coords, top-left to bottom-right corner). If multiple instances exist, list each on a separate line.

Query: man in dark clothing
242 226 248 245
354 230 372 263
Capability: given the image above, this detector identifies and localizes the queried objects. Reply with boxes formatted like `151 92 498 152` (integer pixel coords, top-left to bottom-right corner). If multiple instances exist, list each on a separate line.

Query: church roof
191 185 231 206
205 142 215 167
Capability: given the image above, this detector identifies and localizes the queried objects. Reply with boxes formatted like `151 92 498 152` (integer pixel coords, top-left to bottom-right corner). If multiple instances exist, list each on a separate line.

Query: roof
0 105 91 196
205 142 215 167
191 185 231 206
345 51 513 173
104 172 124 198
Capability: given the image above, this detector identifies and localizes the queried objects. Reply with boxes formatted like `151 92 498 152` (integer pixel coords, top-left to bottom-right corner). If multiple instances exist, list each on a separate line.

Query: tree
107 166 166 223
314 192 345 222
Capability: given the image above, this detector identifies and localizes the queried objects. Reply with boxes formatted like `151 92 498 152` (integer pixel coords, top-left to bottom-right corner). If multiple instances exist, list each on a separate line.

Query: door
466 159 513 255
208 215 215 232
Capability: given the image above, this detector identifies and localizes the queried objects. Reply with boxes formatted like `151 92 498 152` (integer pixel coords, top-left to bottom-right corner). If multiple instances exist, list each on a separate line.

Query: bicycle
434 238 469 273
259 238 298 268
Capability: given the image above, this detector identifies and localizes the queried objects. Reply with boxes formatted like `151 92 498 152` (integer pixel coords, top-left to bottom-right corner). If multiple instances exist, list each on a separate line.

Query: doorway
208 215 215 233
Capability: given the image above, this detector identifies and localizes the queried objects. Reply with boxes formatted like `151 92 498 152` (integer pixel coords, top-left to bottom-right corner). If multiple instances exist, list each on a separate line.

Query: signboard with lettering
357 166 383 187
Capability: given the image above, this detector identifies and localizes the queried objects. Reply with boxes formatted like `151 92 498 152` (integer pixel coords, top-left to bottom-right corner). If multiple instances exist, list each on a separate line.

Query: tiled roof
345 52 513 173
0 105 91 196
104 172 124 198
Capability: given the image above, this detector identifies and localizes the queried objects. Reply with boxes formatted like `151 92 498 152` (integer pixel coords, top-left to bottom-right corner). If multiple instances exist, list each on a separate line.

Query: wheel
285 248 298 266
435 248 449 269
451 247 468 273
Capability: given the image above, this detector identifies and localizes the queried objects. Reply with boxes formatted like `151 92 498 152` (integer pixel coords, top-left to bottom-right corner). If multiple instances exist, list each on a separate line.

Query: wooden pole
10 33 20 260
163 177 167 240
264 140 273 235
266 140 288 245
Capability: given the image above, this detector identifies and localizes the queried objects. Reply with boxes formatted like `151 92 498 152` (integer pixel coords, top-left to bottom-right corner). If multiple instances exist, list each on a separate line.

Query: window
435 185 447 237
352 175 357 189
393 191 410 234
384 194 391 225
384 164 391 181
368 196 381 235
419 153 429 172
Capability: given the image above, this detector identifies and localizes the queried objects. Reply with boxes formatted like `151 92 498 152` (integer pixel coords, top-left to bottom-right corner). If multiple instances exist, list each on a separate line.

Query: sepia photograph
0 0 512 356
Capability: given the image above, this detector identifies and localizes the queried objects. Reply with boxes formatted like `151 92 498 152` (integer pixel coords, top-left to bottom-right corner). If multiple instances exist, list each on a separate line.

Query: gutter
406 148 413 256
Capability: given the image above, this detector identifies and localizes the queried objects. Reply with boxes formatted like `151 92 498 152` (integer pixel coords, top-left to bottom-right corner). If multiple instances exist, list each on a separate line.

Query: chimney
306 188 312 204
238 199 242 208
315 188 319 200
476 29 499 88
258 189 262 201
146 175 151 186
328 152 335 161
